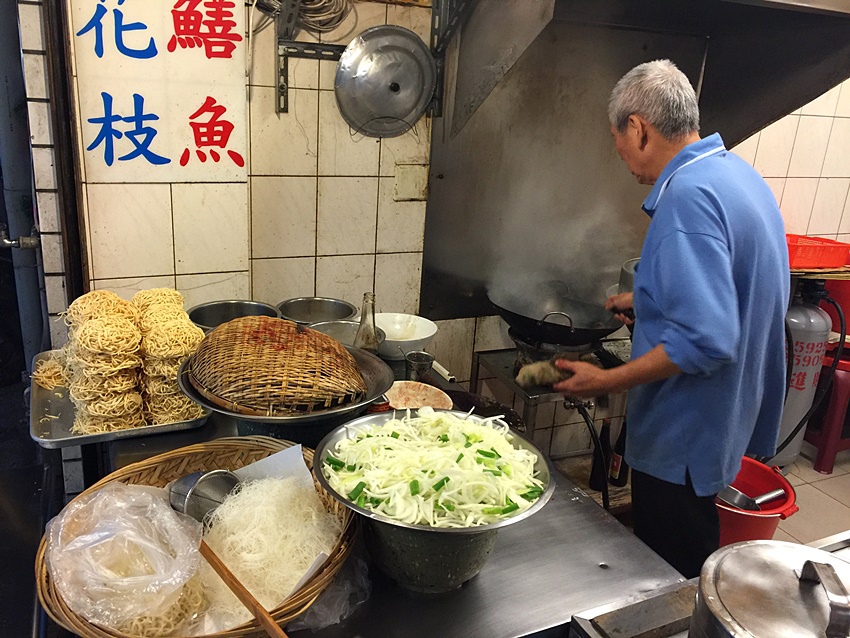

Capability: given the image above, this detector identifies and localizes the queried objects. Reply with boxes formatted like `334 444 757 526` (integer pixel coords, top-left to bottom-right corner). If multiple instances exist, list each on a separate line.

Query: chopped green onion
439 434 449 443
502 464 513 477
432 476 450 492
463 433 473 448
482 506 503 515
484 469 503 476
369 497 383 507
443 502 455 511
501 502 519 514
456 453 464 463
409 480 420 496
346 464 356 471
356 493 367 508
391 431 400 439
348 481 366 500
476 449 497 459
520 488 543 501
475 457 485 464
325 455 345 469
490 447 501 458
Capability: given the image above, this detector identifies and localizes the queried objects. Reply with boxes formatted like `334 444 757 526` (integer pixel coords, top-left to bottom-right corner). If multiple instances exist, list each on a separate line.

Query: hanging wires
298 0 352 33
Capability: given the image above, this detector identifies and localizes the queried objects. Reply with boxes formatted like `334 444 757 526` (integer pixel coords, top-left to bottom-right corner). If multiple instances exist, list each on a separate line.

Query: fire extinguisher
766 280 846 465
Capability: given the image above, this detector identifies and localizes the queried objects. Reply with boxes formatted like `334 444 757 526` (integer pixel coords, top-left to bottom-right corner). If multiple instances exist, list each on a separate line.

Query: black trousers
631 469 720 579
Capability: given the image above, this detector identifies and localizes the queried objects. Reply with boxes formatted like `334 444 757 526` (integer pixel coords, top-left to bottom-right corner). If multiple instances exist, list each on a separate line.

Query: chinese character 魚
76 0 157 59
167 0 242 59
179 96 244 167
87 93 170 166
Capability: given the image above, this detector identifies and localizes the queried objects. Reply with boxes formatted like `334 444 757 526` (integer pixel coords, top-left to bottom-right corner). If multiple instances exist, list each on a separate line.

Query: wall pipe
0 0 47 371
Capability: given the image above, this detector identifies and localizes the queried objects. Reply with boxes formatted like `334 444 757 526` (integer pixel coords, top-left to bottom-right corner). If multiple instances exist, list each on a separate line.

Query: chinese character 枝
87 92 170 166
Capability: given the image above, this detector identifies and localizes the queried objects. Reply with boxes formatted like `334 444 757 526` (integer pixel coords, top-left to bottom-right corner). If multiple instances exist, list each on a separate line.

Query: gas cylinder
773 289 832 467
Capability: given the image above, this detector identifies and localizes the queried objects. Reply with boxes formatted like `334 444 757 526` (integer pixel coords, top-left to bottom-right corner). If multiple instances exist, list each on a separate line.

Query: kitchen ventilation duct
420 0 850 320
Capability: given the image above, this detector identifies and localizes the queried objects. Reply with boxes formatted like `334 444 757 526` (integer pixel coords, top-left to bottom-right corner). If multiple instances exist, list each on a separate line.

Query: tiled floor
776 447 850 544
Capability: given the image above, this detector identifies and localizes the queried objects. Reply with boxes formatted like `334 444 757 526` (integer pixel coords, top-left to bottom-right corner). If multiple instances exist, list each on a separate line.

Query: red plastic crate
787 234 850 270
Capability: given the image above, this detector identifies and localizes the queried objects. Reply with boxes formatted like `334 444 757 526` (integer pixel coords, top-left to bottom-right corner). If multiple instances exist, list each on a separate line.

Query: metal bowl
188 300 280 332
177 347 394 425
310 320 386 348
314 410 555 593
276 297 358 325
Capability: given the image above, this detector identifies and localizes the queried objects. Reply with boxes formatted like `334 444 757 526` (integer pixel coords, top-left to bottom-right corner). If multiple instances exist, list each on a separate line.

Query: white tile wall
27 101 53 146
18 3 46 51
735 79 850 242
36 192 60 233
40 234 65 274
317 91 381 176
429 318 476 383
250 87 318 176
251 176 317 258
172 183 250 274
316 254 375 304
321 3 387 44
176 271 251 308
317 177 378 255
22 53 49 99
376 178 426 252
375 252 422 314
93 276 178 302
86 184 174 279
252 256 315 304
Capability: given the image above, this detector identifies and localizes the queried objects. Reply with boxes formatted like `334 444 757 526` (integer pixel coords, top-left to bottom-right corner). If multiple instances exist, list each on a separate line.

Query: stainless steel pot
689 540 850 637
188 300 280 332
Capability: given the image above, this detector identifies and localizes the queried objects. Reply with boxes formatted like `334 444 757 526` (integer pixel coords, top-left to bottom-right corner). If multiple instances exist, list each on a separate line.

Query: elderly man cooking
554 60 790 578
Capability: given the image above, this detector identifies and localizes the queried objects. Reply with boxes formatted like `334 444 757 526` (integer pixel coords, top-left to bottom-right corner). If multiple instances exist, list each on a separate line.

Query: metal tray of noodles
30 351 210 449
177 346 394 423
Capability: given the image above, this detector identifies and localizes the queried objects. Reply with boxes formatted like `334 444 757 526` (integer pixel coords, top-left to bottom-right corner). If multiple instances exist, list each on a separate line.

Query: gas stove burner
508 328 600 373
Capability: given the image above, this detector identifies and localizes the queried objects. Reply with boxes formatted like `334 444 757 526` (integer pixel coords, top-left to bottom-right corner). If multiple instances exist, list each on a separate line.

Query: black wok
488 280 622 346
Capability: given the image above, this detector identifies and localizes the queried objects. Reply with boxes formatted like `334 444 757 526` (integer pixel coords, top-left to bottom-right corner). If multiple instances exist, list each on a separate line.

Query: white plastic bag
45 483 204 636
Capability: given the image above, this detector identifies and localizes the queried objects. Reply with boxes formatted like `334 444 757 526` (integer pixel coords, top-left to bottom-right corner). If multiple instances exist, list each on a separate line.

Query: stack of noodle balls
133 289 206 424
64 291 145 433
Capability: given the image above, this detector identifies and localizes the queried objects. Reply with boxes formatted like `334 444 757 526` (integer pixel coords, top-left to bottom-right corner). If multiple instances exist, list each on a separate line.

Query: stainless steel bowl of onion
314 408 555 593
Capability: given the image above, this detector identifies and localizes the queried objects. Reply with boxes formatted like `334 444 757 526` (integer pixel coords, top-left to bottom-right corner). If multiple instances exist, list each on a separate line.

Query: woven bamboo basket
188 316 367 417
35 436 356 638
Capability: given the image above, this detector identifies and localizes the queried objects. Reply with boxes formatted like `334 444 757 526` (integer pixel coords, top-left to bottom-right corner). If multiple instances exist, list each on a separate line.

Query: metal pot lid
335 25 436 138
699 540 850 637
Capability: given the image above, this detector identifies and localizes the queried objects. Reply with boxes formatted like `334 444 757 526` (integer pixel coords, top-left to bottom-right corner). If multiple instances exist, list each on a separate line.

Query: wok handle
610 306 636 321
540 311 574 329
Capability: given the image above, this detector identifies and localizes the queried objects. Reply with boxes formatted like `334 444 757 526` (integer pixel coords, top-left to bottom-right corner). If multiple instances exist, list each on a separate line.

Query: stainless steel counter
100 390 682 638
290 471 683 638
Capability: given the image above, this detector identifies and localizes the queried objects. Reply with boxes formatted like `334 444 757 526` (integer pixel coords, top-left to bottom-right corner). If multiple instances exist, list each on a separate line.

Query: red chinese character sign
71 0 247 182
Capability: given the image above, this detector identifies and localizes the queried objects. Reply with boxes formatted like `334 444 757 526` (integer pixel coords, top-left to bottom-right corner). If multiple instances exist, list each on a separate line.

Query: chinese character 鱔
167 0 242 59
789 370 807 392
76 0 157 59
87 93 170 166
179 96 244 167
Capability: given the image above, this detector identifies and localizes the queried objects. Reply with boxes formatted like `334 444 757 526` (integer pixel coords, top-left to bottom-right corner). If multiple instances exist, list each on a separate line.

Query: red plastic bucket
716 457 799 547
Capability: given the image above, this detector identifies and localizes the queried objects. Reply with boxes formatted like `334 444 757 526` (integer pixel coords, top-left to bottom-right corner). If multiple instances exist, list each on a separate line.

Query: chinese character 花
76 0 157 59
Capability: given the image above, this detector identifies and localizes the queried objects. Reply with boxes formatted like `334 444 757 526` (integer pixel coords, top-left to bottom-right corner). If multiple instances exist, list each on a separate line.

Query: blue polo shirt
627 133 790 496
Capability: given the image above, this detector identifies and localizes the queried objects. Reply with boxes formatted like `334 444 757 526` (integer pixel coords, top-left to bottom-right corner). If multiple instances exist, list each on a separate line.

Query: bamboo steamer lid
187 316 367 416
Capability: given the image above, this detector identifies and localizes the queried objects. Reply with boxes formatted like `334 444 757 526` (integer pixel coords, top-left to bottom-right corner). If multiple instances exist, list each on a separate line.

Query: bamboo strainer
187 316 367 417
36 436 356 638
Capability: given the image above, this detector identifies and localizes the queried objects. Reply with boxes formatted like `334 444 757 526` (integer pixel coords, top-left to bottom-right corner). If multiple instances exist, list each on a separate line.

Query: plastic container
716 457 798 547
787 234 850 270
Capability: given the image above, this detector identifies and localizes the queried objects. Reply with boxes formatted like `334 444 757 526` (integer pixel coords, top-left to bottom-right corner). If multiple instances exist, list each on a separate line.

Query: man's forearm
606 344 682 393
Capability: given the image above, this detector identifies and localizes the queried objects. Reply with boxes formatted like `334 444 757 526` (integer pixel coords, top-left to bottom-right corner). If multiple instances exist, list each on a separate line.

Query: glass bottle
353 292 379 353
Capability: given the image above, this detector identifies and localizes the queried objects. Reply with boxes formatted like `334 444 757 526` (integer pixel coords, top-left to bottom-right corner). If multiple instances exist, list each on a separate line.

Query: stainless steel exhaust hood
420 0 850 320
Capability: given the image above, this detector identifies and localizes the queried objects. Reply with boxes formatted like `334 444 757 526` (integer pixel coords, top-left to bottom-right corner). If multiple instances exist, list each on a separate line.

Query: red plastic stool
804 354 850 474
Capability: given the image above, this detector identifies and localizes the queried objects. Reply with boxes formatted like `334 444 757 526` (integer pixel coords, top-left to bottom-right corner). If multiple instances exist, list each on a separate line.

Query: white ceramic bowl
374 313 438 360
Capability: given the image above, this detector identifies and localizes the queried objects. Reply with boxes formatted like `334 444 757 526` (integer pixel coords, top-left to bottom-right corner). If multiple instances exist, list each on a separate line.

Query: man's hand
605 292 634 325
552 360 615 398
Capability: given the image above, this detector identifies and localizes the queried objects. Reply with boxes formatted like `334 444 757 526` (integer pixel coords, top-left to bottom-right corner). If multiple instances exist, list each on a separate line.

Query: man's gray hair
608 60 700 140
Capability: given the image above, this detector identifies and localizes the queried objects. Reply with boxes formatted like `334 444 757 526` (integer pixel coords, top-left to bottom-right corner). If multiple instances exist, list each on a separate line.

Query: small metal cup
168 469 240 523
405 350 435 381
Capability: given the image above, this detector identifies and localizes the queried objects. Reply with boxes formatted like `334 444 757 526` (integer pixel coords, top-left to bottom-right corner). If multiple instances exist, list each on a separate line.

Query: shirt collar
642 132 726 215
